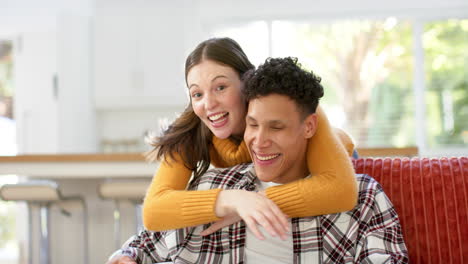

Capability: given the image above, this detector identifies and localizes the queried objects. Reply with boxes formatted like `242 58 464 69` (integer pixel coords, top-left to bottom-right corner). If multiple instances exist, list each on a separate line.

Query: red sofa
352 157 468 263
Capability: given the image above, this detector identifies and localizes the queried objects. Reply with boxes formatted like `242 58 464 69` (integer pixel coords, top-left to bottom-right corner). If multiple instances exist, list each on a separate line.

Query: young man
107 57 408 264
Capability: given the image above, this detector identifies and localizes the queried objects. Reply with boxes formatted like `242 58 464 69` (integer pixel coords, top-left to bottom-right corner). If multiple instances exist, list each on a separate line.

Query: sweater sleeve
264 106 358 217
142 153 222 231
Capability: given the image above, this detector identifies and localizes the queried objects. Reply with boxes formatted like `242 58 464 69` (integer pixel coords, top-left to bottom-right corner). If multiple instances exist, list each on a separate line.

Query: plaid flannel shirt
115 163 408 264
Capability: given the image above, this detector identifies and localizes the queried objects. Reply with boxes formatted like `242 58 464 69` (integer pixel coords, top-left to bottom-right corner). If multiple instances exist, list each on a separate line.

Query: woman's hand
203 190 289 240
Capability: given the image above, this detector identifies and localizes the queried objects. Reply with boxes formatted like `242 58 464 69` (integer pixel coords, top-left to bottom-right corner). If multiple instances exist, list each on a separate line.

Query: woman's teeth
209 113 228 122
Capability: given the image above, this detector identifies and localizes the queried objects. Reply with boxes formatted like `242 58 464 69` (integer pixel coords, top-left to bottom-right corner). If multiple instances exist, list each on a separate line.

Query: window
423 19 468 149
271 19 414 147
210 17 468 155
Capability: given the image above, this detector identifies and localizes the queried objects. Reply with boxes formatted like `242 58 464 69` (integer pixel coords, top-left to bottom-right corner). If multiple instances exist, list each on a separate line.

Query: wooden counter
0 153 157 178
0 147 418 178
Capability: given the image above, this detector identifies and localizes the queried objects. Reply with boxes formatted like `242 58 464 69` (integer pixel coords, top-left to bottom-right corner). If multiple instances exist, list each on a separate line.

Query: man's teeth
256 154 280 161
209 113 227 122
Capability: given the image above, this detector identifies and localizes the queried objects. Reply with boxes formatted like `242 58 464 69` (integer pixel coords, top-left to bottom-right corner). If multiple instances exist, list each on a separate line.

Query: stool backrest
98 180 151 201
0 180 61 202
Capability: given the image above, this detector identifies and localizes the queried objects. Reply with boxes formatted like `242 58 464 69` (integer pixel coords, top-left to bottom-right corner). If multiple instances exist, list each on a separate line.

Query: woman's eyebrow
189 75 228 90
211 75 228 83
188 83 199 90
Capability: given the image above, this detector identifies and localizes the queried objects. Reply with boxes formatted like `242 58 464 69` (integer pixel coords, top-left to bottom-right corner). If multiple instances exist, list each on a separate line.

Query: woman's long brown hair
146 37 254 179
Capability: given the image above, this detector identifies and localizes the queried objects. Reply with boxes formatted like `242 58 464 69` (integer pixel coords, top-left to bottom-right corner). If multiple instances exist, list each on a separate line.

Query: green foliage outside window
424 20 468 147
271 18 467 148
275 19 415 147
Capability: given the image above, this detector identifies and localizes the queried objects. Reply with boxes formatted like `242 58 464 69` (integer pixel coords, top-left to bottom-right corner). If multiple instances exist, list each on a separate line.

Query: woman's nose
204 94 217 110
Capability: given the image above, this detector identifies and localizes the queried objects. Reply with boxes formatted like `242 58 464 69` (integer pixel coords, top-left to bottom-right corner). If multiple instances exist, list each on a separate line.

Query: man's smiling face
244 94 316 184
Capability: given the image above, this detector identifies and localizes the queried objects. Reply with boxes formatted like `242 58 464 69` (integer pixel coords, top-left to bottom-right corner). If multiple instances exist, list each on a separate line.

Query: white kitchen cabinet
14 15 97 154
14 30 59 153
93 12 188 110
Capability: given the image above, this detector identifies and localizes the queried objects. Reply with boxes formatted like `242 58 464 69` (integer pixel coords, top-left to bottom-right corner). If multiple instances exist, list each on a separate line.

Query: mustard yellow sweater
143 106 358 231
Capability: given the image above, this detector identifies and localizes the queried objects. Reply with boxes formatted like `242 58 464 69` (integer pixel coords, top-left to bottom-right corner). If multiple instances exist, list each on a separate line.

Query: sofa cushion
352 157 468 264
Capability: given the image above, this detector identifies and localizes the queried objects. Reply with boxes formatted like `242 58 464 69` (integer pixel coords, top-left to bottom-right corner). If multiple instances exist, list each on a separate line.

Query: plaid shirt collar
124 163 408 264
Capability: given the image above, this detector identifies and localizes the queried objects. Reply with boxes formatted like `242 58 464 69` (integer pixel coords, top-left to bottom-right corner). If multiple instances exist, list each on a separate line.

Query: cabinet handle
53 74 59 100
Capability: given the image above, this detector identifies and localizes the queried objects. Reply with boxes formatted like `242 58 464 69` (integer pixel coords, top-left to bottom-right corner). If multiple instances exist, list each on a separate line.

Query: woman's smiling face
187 59 246 139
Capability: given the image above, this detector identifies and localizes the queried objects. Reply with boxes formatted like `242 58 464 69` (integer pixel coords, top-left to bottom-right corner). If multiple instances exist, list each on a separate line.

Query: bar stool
98 179 150 249
0 180 89 264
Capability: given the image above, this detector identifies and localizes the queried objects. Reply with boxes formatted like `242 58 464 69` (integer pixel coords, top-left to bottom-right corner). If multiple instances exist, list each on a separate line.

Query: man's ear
303 113 318 139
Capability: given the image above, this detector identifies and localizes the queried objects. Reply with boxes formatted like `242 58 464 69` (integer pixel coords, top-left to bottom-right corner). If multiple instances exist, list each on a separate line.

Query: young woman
143 37 357 239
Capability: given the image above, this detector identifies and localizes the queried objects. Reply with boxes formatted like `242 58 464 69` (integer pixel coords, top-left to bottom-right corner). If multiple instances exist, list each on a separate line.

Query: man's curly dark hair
243 57 324 118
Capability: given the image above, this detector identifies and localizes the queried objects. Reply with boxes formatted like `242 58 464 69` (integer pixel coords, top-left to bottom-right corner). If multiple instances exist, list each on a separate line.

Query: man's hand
210 189 289 240
106 254 137 264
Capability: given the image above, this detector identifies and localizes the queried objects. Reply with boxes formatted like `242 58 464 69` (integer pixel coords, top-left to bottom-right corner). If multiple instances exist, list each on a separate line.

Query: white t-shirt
244 179 293 263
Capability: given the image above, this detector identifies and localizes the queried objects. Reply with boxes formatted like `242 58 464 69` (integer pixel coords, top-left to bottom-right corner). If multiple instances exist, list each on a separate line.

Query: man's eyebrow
269 120 285 126
246 117 285 125
246 116 256 122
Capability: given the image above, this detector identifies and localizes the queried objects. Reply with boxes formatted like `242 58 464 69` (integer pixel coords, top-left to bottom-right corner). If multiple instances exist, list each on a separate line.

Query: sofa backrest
352 157 468 264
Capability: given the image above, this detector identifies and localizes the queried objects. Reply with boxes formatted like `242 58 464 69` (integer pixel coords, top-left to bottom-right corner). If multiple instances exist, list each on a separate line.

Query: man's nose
253 128 271 148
